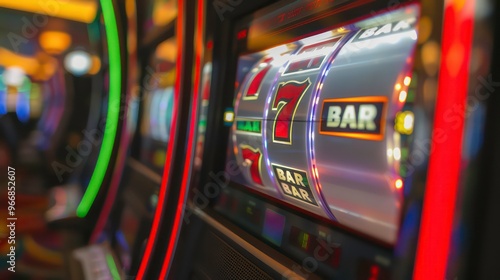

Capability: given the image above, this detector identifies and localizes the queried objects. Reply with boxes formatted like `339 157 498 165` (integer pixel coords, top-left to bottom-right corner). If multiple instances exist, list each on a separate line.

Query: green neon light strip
105 253 121 280
76 0 121 217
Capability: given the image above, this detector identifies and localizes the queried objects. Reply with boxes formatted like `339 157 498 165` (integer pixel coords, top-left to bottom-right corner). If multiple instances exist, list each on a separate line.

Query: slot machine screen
216 2 419 250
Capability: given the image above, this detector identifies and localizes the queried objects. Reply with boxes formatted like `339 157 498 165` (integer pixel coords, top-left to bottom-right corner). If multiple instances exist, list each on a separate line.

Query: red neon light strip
136 1 184 278
159 0 204 277
413 1 475 279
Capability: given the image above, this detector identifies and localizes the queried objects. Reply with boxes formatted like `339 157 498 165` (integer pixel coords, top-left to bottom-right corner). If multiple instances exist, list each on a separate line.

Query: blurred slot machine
0 1 133 278
71 0 191 279
144 0 500 279
40 0 128 231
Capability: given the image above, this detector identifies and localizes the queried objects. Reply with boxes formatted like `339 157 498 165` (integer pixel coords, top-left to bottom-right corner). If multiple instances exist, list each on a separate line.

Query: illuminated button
223 109 234 123
39 31 71 55
395 111 414 135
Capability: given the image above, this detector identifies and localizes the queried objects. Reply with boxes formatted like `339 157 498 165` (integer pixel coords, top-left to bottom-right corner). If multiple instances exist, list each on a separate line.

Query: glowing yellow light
39 31 71 55
393 147 401 161
387 149 393 158
399 91 407 103
395 179 403 189
224 111 234 122
395 111 415 135
395 83 402 91
156 39 177 62
404 76 412 86
0 0 98 23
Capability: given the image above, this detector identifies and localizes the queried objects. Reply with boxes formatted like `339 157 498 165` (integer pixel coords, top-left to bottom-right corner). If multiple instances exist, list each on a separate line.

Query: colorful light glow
76 0 121 218
64 50 92 76
395 179 403 190
404 113 414 130
224 111 234 122
404 76 412 86
0 0 98 23
152 0 177 27
105 253 121 280
395 111 414 135
88 55 102 75
16 92 30 123
0 90 6 115
3 67 26 87
398 90 407 102
0 48 57 80
413 0 475 278
156 40 178 62
39 31 72 55
393 147 401 161
24 236 63 266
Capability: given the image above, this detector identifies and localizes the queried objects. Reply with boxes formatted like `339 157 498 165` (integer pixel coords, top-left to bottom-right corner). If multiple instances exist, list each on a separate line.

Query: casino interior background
0 0 500 279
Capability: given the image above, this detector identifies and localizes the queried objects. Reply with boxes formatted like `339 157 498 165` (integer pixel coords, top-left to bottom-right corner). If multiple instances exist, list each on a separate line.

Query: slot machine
142 0 500 279
72 0 197 278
